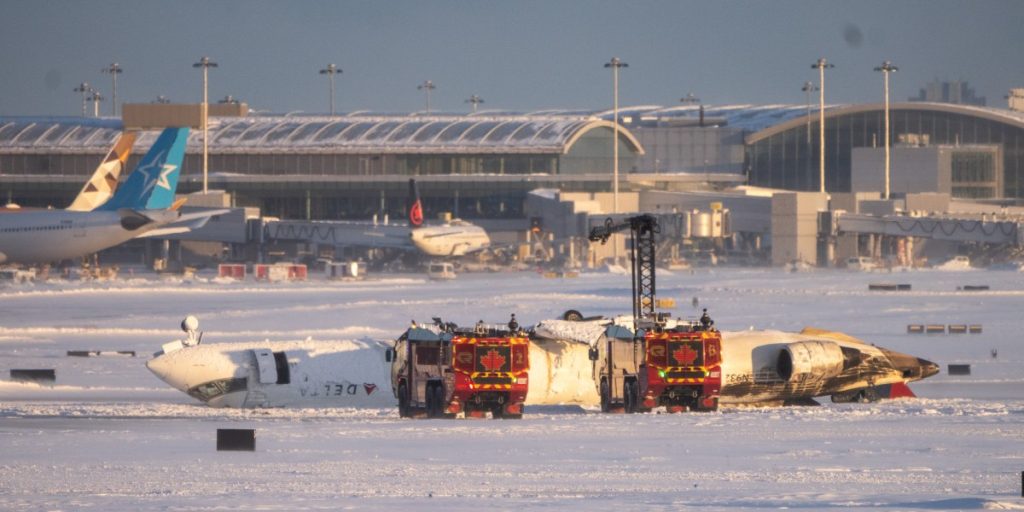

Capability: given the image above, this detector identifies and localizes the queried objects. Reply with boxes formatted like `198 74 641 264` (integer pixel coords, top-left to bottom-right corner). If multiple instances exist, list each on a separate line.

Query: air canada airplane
1 131 136 212
146 315 937 409
406 179 490 257
0 127 221 265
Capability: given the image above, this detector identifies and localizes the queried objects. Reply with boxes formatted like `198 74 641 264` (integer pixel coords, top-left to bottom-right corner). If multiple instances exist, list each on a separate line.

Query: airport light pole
604 57 628 216
811 58 834 193
875 60 899 200
465 94 484 113
101 62 122 116
73 82 91 117
153 95 171 104
802 81 818 189
193 56 218 194
418 80 436 113
88 89 103 117
605 57 627 265
319 64 341 115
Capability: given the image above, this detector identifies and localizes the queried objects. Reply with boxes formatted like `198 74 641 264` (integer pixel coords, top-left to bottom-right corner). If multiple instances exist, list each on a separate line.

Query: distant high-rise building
1008 88 1024 112
909 80 986 106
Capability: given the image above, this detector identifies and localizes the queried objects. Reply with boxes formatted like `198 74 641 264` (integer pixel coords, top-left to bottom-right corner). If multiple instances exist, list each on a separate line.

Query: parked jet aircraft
146 316 937 409
0 127 218 264
406 179 490 257
1 131 136 212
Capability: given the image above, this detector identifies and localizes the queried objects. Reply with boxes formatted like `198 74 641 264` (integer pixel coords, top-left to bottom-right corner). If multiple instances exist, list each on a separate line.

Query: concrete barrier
869 283 912 291
218 264 246 280
925 325 946 334
948 324 968 334
217 429 255 451
67 350 136 357
10 369 55 383
947 364 971 376
969 325 983 334
957 285 990 291
907 324 925 334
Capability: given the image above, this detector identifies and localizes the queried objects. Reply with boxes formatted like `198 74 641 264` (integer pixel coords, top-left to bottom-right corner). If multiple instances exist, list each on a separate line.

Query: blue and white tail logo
100 127 189 211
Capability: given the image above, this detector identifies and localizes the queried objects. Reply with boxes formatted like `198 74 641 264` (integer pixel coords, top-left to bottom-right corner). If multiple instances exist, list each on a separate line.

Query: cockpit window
187 377 248 402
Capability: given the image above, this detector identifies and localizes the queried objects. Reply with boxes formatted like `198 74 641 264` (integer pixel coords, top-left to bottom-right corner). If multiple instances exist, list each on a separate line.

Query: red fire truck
388 320 529 419
588 215 722 413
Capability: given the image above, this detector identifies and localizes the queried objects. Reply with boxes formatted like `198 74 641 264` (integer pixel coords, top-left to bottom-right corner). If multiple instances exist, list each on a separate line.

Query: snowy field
1 267 1022 510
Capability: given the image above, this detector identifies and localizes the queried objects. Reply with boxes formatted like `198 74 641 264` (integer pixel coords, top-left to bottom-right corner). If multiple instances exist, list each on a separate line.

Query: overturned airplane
147 316 937 409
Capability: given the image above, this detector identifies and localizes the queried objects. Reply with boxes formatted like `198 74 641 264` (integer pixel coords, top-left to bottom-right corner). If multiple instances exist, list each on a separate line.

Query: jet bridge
830 211 1024 248
257 219 415 250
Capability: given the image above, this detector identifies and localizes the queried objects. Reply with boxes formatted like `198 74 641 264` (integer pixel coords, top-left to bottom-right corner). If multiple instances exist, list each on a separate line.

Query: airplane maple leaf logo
480 349 507 372
672 343 700 366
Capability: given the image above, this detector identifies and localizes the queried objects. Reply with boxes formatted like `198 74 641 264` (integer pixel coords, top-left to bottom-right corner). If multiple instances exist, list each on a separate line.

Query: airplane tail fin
98 127 189 212
408 178 424 227
66 131 138 211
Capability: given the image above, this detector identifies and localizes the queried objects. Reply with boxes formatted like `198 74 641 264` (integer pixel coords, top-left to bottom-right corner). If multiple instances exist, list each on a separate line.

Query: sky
1 0 1022 117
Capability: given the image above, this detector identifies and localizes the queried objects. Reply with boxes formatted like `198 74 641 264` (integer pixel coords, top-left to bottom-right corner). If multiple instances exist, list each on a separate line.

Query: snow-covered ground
1 268 1023 510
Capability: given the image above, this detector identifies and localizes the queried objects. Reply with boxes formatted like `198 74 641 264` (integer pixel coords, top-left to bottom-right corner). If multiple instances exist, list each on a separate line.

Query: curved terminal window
187 377 248 402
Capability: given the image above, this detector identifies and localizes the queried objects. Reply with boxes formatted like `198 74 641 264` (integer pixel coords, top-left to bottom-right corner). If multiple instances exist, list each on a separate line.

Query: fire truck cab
591 320 722 413
388 321 529 419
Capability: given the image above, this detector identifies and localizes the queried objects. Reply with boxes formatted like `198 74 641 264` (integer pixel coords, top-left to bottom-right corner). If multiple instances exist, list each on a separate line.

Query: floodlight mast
73 82 91 117
811 58 834 193
101 63 122 116
193 56 218 194
87 89 103 117
418 80 436 113
465 94 484 113
874 61 899 199
604 57 628 264
802 81 818 188
319 64 342 115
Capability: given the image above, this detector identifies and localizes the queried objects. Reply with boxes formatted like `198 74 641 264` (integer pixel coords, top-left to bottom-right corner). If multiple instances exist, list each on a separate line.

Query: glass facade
746 108 1024 198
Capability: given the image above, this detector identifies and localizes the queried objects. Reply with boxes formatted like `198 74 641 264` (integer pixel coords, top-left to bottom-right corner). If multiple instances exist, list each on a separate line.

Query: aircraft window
186 377 248 402
273 351 290 384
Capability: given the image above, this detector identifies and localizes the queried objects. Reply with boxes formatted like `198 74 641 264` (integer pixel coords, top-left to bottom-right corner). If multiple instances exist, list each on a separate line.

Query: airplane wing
135 208 231 238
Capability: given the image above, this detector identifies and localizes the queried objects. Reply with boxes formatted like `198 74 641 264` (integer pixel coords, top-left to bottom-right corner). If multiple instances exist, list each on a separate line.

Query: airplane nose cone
918 358 940 379
146 355 189 392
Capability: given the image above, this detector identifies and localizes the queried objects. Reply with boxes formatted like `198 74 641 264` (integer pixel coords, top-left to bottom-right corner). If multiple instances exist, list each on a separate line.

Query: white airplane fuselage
410 221 490 257
0 209 174 264
147 327 937 409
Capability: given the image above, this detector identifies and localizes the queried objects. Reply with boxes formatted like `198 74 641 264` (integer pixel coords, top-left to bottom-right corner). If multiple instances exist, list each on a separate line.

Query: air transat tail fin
98 127 189 212
408 178 424 227
66 131 137 211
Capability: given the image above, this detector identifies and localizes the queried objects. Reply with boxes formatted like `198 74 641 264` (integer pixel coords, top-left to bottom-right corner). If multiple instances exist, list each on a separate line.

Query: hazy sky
1 0 1022 116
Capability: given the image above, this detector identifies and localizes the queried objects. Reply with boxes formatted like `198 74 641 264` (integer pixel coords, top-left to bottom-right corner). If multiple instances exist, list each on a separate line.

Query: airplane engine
776 340 850 383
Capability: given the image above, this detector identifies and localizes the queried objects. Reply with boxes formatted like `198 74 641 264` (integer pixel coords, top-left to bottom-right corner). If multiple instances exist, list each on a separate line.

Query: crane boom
588 214 660 326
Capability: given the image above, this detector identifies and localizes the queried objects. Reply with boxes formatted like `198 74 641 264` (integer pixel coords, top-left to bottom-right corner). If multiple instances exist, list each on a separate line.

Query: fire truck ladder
589 214 660 325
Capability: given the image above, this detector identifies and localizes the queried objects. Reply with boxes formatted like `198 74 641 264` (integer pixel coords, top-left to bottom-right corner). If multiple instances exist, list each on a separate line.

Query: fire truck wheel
432 385 448 418
397 382 411 418
562 309 584 322
600 380 610 412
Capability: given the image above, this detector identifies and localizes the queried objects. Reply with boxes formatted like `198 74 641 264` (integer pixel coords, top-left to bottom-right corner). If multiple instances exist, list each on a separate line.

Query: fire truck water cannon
386 315 530 419
587 215 723 413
